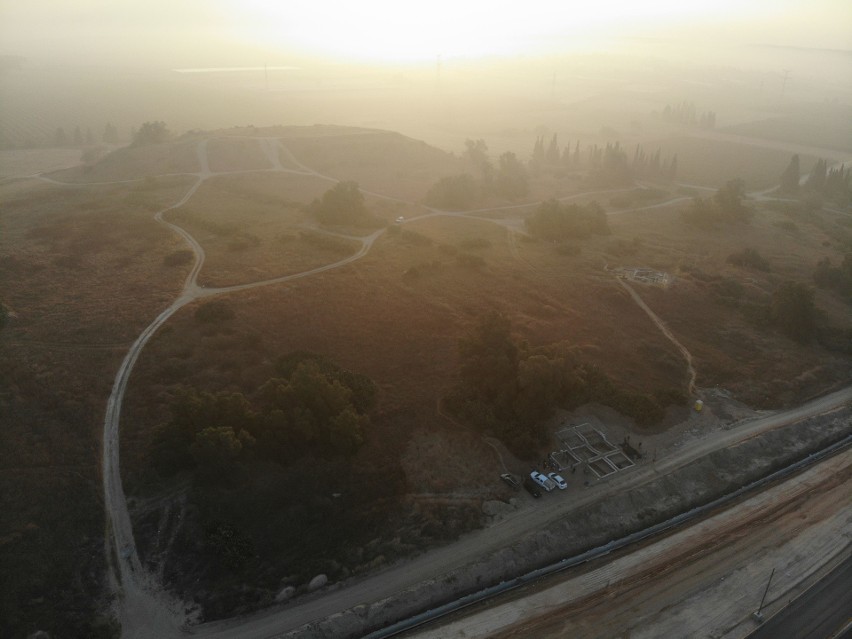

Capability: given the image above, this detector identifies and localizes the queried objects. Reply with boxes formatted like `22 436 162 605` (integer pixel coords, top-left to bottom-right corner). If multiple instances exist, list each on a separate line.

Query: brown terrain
1 125 850 638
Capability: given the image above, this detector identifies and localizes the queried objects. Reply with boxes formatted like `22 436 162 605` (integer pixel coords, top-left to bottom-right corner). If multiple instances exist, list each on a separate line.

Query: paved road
747 554 852 639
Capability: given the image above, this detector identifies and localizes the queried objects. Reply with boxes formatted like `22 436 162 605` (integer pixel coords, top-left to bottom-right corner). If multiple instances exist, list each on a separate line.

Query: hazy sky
1 0 850 67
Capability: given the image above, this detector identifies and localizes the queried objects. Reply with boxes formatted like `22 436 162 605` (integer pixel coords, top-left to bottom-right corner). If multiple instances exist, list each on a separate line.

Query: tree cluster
150 352 376 483
427 140 529 208
1 119 125 150
805 159 850 205
525 199 610 241
769 281 816 342
814 253 852 302
681 179 752 227
446 312 683 458
727 247 770 272
779 154 851 205
306 181 381 227
424 173 479 209
132 121 170 146
661 101 716 128
528 136 677 185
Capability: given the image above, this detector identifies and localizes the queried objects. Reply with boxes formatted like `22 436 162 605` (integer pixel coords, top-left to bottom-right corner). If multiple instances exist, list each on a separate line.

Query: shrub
195 300 235 323
770 281 816 342
727 247 770 271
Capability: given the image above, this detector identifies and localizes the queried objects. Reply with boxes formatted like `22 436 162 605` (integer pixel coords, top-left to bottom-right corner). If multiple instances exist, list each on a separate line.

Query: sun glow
223 0 749 63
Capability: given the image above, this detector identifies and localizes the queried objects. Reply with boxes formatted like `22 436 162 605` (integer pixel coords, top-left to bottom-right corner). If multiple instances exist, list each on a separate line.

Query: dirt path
31 133 846 637
617 277 697 395
93 137 390 637
187 391 850 639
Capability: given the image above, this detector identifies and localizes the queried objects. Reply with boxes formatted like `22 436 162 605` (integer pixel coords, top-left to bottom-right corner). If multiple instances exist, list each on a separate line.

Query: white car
395 216 405 223
530 470 555 492
548 472 568 490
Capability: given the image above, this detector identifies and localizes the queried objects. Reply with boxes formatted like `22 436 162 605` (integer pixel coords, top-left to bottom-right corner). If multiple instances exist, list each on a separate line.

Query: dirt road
188 390 851 639
33 133 849 637
92 137 386 637
409 447 852 639
617 277 697 394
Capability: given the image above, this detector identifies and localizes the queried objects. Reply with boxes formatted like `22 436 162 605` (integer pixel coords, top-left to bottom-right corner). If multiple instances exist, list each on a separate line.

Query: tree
191 426 252 481
530 136 545 170
779 154 800 195
463 138 488 166
73 126 83 147
513 354 565 422
307 181 372 226
804 159 827 192
546 134 560 164
132 121 170 146
424 174 478 210
458 311 519 404
713 179 751 222
770 281 816 342
329 408 366 456
54 127 67 147
103 122 119 144
495 151 529 199
727 247 770 271
258 359 369 459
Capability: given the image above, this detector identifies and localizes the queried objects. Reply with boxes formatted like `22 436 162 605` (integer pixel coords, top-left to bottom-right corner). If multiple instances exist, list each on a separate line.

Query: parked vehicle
500 473 520 490
530 470 556 492
548 472 568 490
523 477 541 498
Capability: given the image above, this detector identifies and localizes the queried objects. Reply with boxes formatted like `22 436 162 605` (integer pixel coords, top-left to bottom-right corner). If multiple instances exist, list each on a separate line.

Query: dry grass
643 136 820 190
0 174 202 635
206 137 272 173
282 130 463 201
164 175 366 287
4 124 850 633
49 139 201 182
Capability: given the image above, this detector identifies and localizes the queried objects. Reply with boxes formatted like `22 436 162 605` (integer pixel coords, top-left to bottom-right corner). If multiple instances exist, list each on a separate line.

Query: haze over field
1 0 851 157
2 3 852 639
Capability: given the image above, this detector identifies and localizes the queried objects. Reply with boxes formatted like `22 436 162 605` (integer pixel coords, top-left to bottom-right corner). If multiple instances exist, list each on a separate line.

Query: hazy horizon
2 0 851 70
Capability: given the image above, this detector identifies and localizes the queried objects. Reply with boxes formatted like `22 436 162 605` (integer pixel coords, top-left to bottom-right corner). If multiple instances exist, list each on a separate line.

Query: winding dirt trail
32 132 846 637
617 278 697 395
91 137 388 636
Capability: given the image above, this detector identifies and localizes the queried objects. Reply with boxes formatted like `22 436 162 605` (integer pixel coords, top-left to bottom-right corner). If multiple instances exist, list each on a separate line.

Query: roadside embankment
284 405 852 639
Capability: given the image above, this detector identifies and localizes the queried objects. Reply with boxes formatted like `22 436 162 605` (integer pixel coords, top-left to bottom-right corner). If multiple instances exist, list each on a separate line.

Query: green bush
727 247 770 271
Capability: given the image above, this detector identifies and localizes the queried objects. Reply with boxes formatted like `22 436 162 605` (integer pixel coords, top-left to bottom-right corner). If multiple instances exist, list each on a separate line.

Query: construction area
614 267 672 287
550 423 637 479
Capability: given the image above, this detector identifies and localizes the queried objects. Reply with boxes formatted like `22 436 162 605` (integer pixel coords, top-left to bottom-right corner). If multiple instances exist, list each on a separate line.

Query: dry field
205 137 272 174
50 139 201 183
643 136 820 190
281 130 465 202
3 123 850 634
0 174 197 635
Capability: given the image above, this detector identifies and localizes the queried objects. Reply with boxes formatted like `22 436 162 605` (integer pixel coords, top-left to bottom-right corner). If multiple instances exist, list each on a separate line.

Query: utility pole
752 567 775 623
